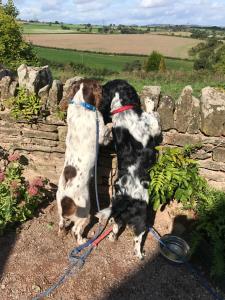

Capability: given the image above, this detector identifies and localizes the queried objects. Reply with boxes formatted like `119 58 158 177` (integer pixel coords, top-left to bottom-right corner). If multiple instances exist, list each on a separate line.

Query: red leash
92 227 113 247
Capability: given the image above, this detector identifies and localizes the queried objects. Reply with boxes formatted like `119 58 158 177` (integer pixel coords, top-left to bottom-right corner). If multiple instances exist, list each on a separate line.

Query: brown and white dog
57 79 111 244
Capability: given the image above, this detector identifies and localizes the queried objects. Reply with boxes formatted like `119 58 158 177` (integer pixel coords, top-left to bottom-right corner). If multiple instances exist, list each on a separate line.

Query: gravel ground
0 201 223 300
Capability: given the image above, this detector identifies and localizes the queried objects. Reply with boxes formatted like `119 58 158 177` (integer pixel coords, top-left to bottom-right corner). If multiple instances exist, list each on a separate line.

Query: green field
34 46 193 72
34 46 224 100
22 22 101 34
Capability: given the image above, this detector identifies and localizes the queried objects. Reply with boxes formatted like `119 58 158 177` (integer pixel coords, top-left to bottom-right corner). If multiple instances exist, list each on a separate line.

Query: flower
8 153 20 162
10 180 20 190
31 177 44 188
28 186 39 197
0 172 5 182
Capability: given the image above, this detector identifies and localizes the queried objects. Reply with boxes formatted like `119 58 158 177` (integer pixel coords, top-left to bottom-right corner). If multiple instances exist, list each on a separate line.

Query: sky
5 0 225 26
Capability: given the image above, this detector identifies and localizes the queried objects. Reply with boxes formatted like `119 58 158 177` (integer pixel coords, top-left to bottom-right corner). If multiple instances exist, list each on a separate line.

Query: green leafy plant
192 189 225 279
148 146 205 211
9 87 41 121
148 145 225 279
55 106 66 121
144 51 164 72
0 4 38 69
0 148 48 234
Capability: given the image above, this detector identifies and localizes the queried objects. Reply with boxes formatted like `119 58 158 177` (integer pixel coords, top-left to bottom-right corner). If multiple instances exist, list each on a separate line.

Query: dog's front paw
58 222 65 236
134 249 145 260
103 124 113 145
108 232 116 242
77 237 88 245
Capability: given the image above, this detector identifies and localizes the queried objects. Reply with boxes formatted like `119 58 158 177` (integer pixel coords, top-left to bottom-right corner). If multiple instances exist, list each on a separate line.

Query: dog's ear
59 80 82 111
92 82 102 109
83 80 102 109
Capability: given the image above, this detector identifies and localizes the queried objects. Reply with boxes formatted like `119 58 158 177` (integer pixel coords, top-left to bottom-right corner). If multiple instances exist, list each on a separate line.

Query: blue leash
95 111 100 212
33 107 102 300
149 228 225 300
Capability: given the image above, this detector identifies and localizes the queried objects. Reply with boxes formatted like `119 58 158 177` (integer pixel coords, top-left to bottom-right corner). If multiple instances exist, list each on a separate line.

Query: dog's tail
96 206 112 227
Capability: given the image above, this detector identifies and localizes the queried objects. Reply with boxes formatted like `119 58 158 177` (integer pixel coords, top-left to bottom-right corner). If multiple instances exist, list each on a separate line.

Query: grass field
34 46 193 72
21 22 101 34
33 46 225 99
26 34 201 59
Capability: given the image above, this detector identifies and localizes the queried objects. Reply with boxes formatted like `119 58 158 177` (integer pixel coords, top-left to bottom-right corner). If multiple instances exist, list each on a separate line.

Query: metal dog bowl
159 235 190 264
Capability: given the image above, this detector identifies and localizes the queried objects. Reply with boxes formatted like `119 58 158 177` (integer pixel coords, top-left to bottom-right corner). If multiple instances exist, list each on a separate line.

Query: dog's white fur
57 83 111 244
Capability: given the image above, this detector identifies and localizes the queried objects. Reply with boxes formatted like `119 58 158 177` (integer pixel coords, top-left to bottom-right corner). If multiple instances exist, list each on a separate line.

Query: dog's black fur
98 79 162 258
100 79 141 124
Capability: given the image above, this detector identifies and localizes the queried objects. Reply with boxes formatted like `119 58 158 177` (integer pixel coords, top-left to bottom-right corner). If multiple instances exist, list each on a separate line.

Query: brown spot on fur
59 81 81 111
59 79 102 111
82 79 102 108
61 196 77 217
64 165 77 183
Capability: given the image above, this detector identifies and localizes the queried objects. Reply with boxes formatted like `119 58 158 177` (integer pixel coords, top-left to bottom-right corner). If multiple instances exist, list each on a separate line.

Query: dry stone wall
141 85 225 190
0 64 225 196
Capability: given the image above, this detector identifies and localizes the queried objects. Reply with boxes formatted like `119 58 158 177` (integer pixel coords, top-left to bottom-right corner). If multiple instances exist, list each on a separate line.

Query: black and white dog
98 79 162 259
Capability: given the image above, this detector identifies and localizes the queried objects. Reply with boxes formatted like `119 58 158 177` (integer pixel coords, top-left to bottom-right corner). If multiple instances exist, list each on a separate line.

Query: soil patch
0 201 219 300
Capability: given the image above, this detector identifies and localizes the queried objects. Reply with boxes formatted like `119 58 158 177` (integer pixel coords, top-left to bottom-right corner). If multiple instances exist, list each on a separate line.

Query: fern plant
148 145 225 279
148 146 204 211
9 87 41 121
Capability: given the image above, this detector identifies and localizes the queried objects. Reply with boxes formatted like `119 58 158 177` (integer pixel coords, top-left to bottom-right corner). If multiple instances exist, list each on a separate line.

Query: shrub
159 57 167 72
148 146 204 211
0 5 38 69
191 38 224 71
213 45 225 73
0 148 48 234
8 87 42 121
122 60 142 72
192 189 225 279
148 145 225 279
144 51 163 72
3 0 19 18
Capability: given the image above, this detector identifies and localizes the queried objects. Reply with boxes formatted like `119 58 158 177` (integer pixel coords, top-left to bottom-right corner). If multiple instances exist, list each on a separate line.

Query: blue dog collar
69 99 96 112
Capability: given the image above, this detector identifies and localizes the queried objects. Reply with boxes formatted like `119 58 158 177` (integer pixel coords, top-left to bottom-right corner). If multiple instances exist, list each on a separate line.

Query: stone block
174 86 200 134
213 147 225 163
200 87 225 136
157 95 174 130
22 129 58 141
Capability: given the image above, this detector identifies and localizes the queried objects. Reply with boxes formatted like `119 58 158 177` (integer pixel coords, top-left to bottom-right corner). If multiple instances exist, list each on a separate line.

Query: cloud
11 0 225 26
140 0 169 8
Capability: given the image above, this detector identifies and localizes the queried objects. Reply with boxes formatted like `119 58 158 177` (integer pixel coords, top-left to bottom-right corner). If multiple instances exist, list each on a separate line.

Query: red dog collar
111 105 134 115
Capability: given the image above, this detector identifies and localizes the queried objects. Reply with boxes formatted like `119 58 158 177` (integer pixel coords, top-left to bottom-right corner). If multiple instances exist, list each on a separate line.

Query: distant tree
191 38 224 71
0 6 37 69
61 24 70 30
213 45 225 73
144 51 163 72
4 0 19 18
190 29 208 39
188 42 205 57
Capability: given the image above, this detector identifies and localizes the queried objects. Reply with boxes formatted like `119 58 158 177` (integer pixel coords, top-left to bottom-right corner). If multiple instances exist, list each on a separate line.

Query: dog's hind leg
134 231 145 259
72 217 90 245
56 190 65 235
